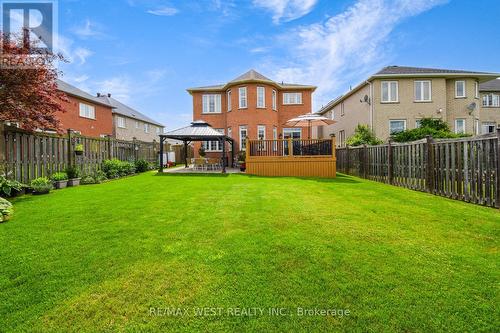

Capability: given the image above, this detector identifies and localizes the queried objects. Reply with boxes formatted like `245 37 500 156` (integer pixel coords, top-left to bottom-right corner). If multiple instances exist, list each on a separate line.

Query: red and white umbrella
284 113 336 139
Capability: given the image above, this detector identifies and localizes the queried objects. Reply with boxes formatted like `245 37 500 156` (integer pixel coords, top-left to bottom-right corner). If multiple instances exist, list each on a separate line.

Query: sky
28 0 500 129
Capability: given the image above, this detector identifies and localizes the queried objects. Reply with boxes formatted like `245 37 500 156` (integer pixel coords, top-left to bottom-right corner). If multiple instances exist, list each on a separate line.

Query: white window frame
482 94 500 107
135 121 140 129
117 116 126 128
389 119 406 134
272 89 277 110
239 87 247 109
239 126 247 150
283 92 302 105
273 127 278 151
339 130 345 147
79 103 95 119
381 81 399 103
455 119 465 134
203 128 224 152
156 127 160 134
415 119 422 128
144 123 150 133
227 90 232 112
257 86 265 108
202 94 222 114
414 80 432 102
340 102 345 116
257 125 266 140
482 122 496 134
455 80 466 98
475 82 479 99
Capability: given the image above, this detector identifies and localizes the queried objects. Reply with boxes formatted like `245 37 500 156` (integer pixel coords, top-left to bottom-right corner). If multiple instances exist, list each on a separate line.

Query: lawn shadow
155 172 230 178
244 173 361 184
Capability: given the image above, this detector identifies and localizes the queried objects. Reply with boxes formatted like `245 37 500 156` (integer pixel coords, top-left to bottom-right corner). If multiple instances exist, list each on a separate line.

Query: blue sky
50 0 500 130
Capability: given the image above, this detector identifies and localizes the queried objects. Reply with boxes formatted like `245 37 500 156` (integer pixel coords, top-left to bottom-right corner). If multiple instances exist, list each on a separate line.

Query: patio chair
207 158 221 170
193 158 206 171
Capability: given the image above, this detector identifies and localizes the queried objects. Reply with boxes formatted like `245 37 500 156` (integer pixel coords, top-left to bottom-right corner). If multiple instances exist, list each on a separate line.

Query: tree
391 117 470 142
346 124 383 146
0 31 67 132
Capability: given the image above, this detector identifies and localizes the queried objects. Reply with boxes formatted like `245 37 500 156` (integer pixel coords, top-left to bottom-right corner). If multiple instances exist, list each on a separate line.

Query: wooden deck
245 138 336 178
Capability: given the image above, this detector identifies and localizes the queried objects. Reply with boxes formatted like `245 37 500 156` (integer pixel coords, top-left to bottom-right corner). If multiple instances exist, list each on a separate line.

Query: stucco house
479 78 500 134
316 66 500 146
96 94 164 142
187 69 316 158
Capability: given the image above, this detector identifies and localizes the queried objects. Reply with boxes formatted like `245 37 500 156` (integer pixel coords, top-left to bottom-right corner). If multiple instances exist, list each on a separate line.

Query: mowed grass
0 172 498 332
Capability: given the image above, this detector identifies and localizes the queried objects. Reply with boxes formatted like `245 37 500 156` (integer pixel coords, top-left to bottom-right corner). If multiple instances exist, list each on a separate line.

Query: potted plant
0 197 13 222
50 172 69 189
74 143 84 155
0 176 26 197
238 151 246 172
65 166 81 186
198 146 206 158
30 177 53 195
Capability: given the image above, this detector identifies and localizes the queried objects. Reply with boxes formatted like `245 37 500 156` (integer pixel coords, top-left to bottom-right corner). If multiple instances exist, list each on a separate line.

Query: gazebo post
159 136 164 173
221 137 226 174
231 140 235 168
183 140 188 168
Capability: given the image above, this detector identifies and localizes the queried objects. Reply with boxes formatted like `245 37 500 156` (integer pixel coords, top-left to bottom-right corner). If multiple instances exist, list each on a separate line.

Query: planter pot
53 180 68 189
33 188 51 195
75 150 83 156
239 163 246 172
67 178 81 187
9 188 26 197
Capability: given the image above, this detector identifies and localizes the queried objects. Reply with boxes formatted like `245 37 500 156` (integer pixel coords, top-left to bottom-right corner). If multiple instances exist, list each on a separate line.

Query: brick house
187 69 316 158
56 80 114 137
315 66 500 145
96 94 164 142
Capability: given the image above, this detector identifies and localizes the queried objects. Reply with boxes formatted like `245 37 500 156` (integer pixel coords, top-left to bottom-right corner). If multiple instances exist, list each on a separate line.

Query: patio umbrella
284 113 336 139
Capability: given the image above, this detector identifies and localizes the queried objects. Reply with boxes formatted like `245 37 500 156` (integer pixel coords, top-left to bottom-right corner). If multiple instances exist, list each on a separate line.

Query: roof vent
107 93 111 97
97 93 101 97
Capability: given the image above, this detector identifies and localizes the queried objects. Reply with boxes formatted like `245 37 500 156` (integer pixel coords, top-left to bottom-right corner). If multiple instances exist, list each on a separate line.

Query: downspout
365 80 374 131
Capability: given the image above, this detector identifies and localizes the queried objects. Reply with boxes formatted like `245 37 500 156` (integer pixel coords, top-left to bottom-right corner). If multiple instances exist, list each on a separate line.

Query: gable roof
162 120 233 141
96 95 164 127
375 65 496 76
187 69 316 93
57 80 114 108
480 79 500 92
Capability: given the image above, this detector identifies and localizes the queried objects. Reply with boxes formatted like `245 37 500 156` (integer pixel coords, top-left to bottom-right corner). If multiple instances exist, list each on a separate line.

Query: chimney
97 93 101 97
107 93 111 97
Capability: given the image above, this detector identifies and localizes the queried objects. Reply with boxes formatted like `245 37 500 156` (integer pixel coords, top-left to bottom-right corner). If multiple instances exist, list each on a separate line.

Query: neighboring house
56 80 114 137
316 66 500 146
96 94 164 142
187 69 316 157
479 79 500 134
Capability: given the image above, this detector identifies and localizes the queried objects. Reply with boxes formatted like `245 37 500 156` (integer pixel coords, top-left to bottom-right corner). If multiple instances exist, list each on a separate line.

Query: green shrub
81 170 107 185
74 144 84 152
102 159 135 179
392 118 471 143
135 159 149 173
65 165 81 179
0 176 25 197
30 177 52 194
0 197 13 222
80 175 95 185
346 124 383 146
50 172 68 181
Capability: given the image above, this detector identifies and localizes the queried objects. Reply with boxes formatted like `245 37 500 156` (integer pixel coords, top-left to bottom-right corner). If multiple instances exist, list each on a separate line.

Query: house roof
96 95 164 127
480 79 500 92
161 120 233 141
317 65 500 115
56 80 114 108
186 69 316 93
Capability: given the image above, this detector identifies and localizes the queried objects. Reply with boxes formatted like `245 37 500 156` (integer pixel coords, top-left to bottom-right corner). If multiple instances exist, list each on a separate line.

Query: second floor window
381 81 398 102
227 90 232 112
79 103 95 119
483 94 500 107
257 87 265 108
117 116 126 128
283 92 302 105
144 123 150 133
415 80 431 101
239 87 247 108
455 80 466 98
340 102 345 116
389 120 406 134
272 90 277 110
135 121 139 129
202 94 221 113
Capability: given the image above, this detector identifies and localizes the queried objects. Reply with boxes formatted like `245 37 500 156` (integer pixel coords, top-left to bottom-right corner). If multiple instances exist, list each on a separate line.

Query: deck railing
247 138 335 157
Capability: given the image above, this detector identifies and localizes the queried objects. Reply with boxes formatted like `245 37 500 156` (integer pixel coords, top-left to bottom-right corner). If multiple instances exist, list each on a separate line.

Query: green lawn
0 172 498 332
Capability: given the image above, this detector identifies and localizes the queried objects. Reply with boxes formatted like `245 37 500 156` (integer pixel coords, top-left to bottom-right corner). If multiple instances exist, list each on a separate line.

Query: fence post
330 134 336 159
363 144 368 179
387 139 393 184
67 129 73 167
107 135 112 159
426 135 434 193
245 138 250 161
345 145 350 174
496 128 500 208
0 123 5 169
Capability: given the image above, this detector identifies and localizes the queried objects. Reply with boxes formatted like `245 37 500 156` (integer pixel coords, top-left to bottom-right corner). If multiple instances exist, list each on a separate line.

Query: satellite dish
364 95 369 102
467 102 477 115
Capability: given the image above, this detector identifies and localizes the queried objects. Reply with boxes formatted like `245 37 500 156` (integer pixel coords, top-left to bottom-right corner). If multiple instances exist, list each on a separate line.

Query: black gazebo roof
160 120 234 142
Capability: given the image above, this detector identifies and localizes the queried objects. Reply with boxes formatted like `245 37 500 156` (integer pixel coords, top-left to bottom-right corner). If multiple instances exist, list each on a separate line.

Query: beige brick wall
113 115 163 142
478 92 500 134
445 78 480 135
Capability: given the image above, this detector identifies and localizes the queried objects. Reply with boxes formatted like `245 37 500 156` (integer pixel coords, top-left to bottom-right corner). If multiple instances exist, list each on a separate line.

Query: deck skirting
246 156 336 178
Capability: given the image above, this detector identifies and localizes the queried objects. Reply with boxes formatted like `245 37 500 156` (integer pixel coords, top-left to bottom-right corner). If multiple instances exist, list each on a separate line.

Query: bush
50 172 68 181
135 159 149 173
81 170 107 185
392 118 470 143
65 165 81 179
0 197 13 222
80 175 95 185
102 159 135 179
346 124 383 146
0 176 25 197
30 177 52 194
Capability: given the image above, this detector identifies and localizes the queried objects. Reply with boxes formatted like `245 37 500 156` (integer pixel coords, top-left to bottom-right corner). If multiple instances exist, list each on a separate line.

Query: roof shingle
480 79 500 92
97 95 164 127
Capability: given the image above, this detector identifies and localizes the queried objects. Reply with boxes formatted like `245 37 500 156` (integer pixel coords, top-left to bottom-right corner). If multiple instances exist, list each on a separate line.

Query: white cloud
56 35 93 65
269 0 448 107
253 0 318 24
72 19 106 39
250 46 269 53
147 6 179 16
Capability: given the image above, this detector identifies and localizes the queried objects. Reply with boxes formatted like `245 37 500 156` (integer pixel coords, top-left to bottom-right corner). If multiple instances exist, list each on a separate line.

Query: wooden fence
336 131 500 208
0 125 164 183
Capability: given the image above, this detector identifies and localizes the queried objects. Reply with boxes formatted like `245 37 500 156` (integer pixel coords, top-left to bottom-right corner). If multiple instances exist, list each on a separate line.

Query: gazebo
159 120 235 173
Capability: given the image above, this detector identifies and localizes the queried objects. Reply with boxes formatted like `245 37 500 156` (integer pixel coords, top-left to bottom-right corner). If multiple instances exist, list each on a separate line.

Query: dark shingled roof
480 79 500 92
97 95 164 127
57 80 114 108
375 65 496 76
230 69 273 83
